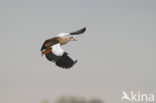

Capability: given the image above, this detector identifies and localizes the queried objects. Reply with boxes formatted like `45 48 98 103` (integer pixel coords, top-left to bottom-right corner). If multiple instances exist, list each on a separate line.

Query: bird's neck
59 38 70 45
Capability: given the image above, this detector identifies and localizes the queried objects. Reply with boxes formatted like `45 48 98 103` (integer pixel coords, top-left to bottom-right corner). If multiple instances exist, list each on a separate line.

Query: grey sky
0 0 156 103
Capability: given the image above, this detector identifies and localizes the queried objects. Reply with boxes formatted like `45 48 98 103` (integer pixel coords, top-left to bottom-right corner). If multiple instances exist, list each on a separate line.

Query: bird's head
69 36 77 41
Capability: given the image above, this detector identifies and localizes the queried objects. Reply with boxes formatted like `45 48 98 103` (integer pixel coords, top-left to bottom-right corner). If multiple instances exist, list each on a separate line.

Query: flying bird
41 27 86 69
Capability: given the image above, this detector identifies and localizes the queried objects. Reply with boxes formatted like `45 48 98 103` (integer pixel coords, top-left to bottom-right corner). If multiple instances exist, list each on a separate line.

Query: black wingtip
55 53 77 69
74 60 77 64
70 27 86 35
81 27 86 33
83 27 86 31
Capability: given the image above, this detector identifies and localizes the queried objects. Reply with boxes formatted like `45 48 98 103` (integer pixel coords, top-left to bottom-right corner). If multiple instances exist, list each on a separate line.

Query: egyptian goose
41 27 86 69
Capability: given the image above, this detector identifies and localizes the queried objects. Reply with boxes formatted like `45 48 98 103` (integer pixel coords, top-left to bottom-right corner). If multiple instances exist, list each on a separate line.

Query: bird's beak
72 37 77 41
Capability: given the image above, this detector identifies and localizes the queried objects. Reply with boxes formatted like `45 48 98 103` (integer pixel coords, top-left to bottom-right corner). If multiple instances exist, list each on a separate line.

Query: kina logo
121 91 155 102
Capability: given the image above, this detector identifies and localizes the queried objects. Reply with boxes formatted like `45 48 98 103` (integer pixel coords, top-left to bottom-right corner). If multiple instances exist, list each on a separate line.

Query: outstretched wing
56 27 86 37
51 44 64 56
55 52 77 69
45 51 60 62
45 52 77 69
70 27 86 35
45 44 77 69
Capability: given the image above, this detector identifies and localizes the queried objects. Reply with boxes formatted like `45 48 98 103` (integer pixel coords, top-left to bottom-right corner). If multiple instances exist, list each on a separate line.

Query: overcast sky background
0 0 156 103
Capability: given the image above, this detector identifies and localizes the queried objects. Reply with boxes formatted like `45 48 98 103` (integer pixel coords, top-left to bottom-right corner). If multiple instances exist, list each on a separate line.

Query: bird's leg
45 48 52 54
41 48 52 56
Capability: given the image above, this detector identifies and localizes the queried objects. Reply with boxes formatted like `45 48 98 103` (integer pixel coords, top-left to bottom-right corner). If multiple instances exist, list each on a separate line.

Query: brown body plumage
41 36 75 52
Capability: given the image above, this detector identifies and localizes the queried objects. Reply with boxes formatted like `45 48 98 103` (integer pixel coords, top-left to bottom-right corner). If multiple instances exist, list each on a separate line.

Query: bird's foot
41 48 52 56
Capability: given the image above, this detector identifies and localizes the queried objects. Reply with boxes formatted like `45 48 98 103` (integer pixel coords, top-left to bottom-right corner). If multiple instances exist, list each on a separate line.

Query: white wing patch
52 44 64 56
57 33 70 37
